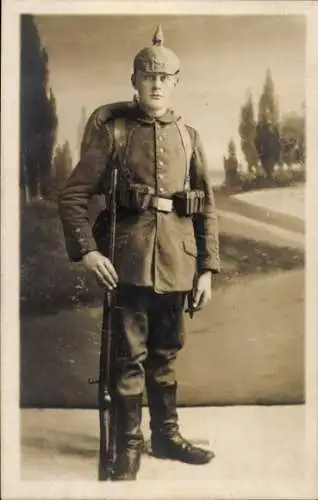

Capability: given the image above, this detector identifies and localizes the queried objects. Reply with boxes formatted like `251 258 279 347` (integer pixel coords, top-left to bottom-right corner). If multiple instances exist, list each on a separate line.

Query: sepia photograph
1 2 318 499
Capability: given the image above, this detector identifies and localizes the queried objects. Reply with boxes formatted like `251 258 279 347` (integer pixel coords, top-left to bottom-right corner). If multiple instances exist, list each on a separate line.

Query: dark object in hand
185 290 195 318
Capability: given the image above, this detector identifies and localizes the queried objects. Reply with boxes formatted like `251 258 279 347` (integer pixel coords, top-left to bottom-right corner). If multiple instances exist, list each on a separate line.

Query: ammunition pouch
172 190 205 217
116 184 155 214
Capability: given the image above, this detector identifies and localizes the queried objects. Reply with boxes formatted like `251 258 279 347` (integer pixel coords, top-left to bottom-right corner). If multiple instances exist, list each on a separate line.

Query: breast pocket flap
183 239 198 257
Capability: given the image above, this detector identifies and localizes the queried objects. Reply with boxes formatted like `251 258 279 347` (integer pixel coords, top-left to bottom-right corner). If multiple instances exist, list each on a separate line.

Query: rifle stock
97 289 114 480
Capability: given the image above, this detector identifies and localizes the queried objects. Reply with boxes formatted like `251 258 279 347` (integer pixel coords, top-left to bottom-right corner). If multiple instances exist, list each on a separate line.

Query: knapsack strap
175 119 193 190
113 118 133 184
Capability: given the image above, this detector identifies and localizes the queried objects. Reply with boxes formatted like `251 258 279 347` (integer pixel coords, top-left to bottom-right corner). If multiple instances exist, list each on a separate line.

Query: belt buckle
156 197 173 213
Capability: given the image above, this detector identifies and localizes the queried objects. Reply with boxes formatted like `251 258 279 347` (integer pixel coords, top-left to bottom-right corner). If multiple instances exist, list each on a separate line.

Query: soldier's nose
152 76 162 89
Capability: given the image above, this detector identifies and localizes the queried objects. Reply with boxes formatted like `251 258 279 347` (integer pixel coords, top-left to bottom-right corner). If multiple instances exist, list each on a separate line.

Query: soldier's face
132 70 178 114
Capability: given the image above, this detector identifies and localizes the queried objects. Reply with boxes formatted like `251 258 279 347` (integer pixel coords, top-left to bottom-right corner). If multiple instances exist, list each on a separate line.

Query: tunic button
158 136 163 141
158 160 164 166
158 174 163 179
159 147 165 153
159 187 164 193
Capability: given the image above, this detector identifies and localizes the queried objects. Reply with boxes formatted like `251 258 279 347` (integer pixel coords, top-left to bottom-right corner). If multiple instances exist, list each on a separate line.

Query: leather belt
149 196 173 213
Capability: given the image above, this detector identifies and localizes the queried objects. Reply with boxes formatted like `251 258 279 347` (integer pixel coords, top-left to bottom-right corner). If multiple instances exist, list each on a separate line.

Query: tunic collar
134 104 179 124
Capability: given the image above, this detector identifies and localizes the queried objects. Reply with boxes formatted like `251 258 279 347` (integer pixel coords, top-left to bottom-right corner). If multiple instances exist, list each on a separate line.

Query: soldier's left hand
192 271 212 310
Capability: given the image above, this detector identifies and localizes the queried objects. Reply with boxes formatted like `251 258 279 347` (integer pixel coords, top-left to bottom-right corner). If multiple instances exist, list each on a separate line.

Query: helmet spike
152 25 164 46
133 25 179 75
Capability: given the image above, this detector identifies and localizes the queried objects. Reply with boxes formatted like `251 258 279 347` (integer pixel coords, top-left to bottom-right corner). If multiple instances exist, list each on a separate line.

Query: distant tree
48 89 58 171
39 85 58 197
77 106 88 156
280 111 305 166
228 139 237 160
255 69 280 178
62 141 73 177
20 15 58 202
223 139 239 186
258 69 279 124
239 91 259 172
52 141 73 198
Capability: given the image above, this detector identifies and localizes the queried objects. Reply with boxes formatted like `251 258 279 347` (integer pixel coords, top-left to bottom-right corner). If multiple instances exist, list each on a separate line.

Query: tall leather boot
112 394 144 481
147 382 215 465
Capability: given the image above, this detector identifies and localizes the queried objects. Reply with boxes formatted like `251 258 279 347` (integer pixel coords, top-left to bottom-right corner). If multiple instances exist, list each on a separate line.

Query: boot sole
151 449 216 465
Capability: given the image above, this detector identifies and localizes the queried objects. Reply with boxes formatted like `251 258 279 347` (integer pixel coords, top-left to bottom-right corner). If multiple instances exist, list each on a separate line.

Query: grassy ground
20 198 304 316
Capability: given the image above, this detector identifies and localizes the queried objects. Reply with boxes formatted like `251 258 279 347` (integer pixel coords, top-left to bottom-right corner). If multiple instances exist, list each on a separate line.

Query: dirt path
233 185 305 220
218 210 304 249
215 189 304 234
21 406 306 483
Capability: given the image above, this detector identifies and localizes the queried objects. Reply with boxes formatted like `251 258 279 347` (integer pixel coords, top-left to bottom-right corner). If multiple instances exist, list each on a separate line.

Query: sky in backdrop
34 14 305 173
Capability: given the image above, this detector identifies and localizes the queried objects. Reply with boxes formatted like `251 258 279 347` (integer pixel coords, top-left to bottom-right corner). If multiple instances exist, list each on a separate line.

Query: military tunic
59 104 220 293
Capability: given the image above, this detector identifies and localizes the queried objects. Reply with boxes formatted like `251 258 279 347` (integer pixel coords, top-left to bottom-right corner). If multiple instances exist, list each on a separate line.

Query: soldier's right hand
82 251 119 290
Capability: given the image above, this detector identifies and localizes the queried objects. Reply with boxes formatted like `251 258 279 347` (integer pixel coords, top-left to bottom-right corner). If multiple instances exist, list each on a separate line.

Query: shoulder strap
113 118 133 185
175 119 193 190
113 118 126 160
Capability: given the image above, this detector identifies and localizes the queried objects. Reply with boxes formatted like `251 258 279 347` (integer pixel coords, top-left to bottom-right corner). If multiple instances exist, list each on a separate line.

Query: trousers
106 284 187 397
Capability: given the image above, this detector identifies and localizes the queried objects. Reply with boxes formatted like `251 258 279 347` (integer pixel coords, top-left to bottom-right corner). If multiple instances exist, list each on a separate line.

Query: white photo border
1 1 318 499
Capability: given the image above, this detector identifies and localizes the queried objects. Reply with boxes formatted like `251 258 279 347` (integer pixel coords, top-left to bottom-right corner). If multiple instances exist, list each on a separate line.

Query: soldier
58 25 221 481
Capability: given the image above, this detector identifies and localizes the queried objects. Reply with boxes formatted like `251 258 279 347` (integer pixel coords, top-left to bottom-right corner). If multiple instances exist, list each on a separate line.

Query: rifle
89 165 118 481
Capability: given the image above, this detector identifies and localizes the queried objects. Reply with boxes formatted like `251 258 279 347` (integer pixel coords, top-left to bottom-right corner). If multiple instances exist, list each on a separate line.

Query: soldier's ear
131 73 137 89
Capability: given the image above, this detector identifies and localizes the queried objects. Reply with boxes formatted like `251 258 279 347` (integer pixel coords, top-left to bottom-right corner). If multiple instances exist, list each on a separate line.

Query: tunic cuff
198 256 221 275
64 227 98 262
